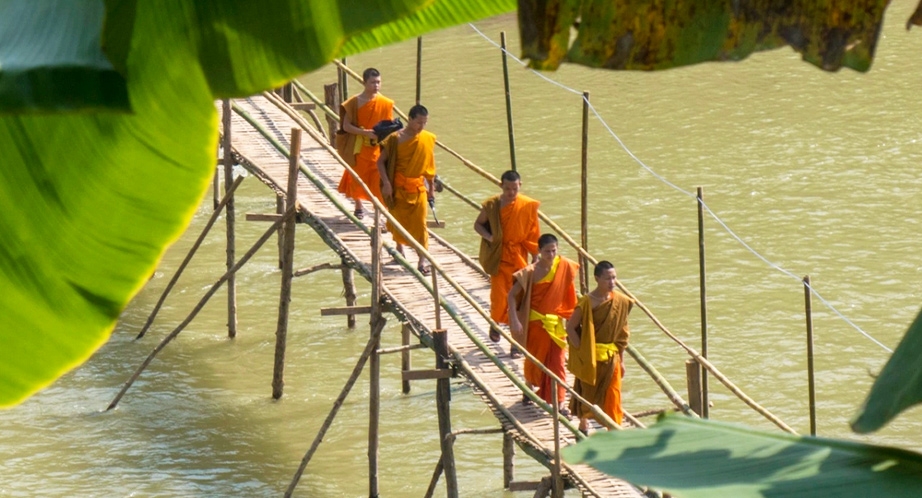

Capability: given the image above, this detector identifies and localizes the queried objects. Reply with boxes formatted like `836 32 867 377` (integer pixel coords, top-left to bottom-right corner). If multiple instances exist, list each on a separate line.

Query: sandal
489 326 502 343
417 264 431 276
353 208 365 219
522 394 533 406
509 346 523 359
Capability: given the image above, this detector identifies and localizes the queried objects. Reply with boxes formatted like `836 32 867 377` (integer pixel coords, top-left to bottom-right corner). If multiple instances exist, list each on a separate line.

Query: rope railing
466 23 891 355
293 72 796 434
240 93 629 436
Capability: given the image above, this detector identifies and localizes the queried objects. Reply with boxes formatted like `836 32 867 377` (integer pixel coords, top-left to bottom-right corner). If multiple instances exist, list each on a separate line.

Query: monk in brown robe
336 67 394 218
508 234 578 412
566 261 632 434
474 170 540 357
378 104 437 274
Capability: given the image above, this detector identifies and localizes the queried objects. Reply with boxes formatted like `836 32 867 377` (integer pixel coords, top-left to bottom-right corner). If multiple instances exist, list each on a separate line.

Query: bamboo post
423 456 444 498
500 31 517 172
697 187 709 418
136 175 245 339
685 359 703 416
369 207 382 497
434 328 459 498
323 83 339 144
804 275 817 436
212 168 220 209
503 431 515 488
222 99 238 338
416 36 423 104
579 91 590 295
431 265 442 330
272 128 301 400
401 323 412 394
284 324 383 498
107 208 296 411
342 256 357 329
276 194 285 269
339 57 348 102
282 82 293 103
550 377 564 498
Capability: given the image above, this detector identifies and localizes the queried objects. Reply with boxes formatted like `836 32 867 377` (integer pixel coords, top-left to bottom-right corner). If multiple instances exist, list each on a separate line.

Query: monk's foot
353 207 365 219
417 263 431 276
578 427 589 437
559 405 571 418
522 393 533 406
396 244 405 257
489 325 502 343
509 346 522 359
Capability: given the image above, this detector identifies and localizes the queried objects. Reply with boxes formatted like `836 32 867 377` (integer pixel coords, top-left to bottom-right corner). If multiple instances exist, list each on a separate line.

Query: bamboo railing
292 73 796 435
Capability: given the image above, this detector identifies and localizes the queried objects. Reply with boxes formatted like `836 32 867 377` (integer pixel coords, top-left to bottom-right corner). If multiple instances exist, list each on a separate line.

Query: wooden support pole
212 167 220 210
503 431 515 489
136 175 245 339
342 256 357 328
369 207 383 498
533 477 553 498
107 207 296 411
434 329 459 498
272 128 301 400
222 99 238 339
500 31 517 172
804 275 817 436
323 83 339 145
579 91 590 295
276 194 285 269
685 359 703 416
416 36 423 104
282 82 293 103
284 322 384 498
339 58 348 102
402 323 412 394
697 186 709 418
550 378 564 498
423 456 444 498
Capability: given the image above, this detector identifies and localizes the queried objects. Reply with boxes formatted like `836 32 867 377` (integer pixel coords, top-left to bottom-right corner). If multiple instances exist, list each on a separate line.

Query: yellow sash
596 342 617 362
529 256 567 348
529 309 568 349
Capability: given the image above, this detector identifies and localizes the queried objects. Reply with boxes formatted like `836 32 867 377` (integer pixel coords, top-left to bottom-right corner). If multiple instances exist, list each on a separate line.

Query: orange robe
336 94 394 203
479 194 540 324
382 130 436 247
512 256 578 406
568 292 632 425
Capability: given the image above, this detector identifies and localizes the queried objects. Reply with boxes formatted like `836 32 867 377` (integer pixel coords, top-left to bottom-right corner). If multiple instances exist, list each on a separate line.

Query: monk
336 67 394 218
378 104 437 274
508 234 578 413
474 170 540 358
566 261 633 434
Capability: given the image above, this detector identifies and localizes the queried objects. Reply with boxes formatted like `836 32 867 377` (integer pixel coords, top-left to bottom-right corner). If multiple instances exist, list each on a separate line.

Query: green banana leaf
563 414 922 497
518 0 894 72
0 0 128 111
852 307 922 433
0 0 516 408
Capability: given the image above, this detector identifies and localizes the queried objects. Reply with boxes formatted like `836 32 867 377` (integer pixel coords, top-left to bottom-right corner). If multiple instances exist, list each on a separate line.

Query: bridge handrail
289 75 797 434
237 94 628 437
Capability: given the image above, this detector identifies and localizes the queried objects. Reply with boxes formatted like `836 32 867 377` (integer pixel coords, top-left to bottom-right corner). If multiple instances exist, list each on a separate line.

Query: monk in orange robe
508 234 578 411
566 261 632 433
378 104 436 274
336 67 394 218
474 170 540 357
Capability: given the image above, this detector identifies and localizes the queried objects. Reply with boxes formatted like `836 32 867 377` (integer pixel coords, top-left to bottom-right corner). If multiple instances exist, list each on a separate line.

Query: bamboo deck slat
220 96 645 498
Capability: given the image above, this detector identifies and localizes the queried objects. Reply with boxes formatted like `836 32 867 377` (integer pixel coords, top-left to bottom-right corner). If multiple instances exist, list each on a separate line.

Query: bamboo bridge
110 63 800 497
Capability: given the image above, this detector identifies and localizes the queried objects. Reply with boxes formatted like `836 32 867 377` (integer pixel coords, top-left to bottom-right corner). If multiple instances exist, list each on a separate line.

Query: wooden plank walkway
221 95 645 498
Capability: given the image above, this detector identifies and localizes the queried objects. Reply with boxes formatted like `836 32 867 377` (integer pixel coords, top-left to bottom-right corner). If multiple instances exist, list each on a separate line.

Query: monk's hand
619 355 625 377
509 319 522 337
568 335 580 349
381 181 393 200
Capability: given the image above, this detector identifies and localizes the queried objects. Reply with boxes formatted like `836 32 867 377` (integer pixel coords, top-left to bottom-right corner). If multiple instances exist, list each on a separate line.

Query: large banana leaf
563 414 922 497
0 0 516 408
852 307 922 433
0 0 128 111
518 0 896 72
